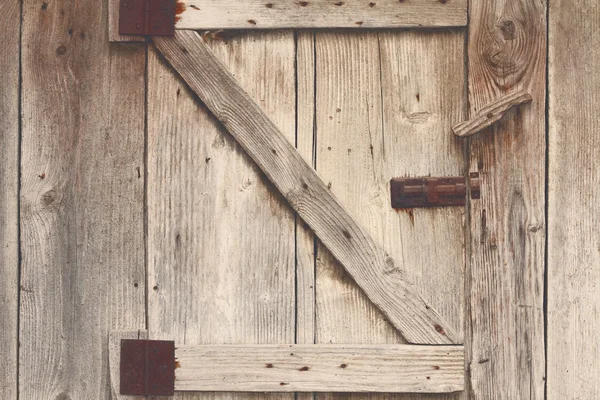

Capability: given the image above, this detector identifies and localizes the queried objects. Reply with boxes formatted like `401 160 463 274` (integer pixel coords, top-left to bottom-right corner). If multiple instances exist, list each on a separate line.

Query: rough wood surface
467 1 546 399
153 30 459 345
108 330 149 400
0 0 20 398
19 0 147 397
452 90 533 138
175 344 465 393
310 29 467 400
147 30 297 400
108 0 144 42
547 2 600 399
176 0 467 30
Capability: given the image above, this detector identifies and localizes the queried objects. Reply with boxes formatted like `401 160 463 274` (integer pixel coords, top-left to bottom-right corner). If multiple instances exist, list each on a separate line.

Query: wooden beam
153 30 460 345
175 344 464 393
466 1 546 398
175 0 467 30
0 0 20 397
19 0 147 396
548 0 600 397
452 90 533 138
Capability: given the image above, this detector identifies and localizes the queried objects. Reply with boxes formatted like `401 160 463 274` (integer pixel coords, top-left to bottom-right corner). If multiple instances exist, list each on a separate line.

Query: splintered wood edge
452 90 533 137
175 344 465 393
108 330 149 399
152 30 460 345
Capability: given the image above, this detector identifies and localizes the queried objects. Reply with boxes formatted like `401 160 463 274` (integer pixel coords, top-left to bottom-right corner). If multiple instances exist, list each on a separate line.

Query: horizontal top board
174 0 468 29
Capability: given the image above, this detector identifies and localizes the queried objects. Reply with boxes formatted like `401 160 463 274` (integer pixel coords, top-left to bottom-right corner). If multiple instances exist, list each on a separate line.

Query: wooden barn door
142 28 465 397
106 0 545 398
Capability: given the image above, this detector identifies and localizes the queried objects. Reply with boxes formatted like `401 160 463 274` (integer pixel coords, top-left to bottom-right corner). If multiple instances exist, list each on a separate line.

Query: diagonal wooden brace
151 31 461 345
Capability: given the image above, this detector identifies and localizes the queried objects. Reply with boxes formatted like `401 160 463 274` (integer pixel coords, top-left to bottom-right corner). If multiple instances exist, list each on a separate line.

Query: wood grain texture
19 0 146 397
153 30 459 345
108 0 144 42
108 330 149 400
452 90 533 138
176 0 467 30
175 344 465 393
0 0 20 398
547 2 600 399
311 29 467 400
147 30 297 400
467 1 546 399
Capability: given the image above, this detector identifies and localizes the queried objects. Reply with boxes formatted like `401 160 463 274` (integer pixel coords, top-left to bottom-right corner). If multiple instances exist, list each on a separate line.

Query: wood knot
499 19 516 40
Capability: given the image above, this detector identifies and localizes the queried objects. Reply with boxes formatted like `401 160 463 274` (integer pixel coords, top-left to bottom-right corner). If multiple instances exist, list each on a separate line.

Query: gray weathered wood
0 1 19 398
175 344 465 393
147 30 297 400
452 90 533 138
467 1 547 399
547 1 600 399
108 330 149 400
153 30 459 345
310 29 467 400
19 0 146 397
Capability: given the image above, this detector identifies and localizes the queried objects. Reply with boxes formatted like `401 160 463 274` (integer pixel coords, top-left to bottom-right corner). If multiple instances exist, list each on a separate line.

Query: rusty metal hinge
120 339 175 396
390 173 480 208
119 0 175 36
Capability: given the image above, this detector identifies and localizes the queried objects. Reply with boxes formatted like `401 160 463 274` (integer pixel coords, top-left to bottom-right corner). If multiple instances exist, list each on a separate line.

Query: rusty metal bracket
390 173 480 208
119 0 175 36
120 339 175 396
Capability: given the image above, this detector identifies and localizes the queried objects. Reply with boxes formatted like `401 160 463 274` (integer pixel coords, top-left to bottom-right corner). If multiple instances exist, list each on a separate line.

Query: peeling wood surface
466 1 547 399
147 30 297 400
547 1 600 399
0 0 19 398
175 344 465 393
19 0 147 397
310 29 467 400
153 30 459 345
175 0 467 30
452 90 533 138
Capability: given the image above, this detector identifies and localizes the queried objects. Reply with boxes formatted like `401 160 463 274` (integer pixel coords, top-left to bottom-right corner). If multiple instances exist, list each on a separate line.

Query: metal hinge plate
120 339 175 396
390 173 480 208
119 0 175 36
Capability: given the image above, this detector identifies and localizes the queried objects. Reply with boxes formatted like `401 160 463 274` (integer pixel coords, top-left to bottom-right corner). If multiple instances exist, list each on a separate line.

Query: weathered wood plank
153 30 459 345
0 0 20 398
467 1 546 399
176 0 467 30
452 90 533 138
547 2 600 399
296 30 317 400
175 344 465 393
147 30 297 400
19 0 146 397
311 29 467 400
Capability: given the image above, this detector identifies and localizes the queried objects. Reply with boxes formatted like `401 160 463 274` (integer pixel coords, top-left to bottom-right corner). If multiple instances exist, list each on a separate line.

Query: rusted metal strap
120 339 175 396
391 173 480 208
119 0 176 36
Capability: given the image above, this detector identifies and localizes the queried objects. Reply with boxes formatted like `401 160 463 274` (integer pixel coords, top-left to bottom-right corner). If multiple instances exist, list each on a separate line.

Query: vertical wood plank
0 0 20 398
296 30 316 400
147 30 296 400
311 29 465 400
19 0 146 397
467 1 547 399
548 2 600 399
